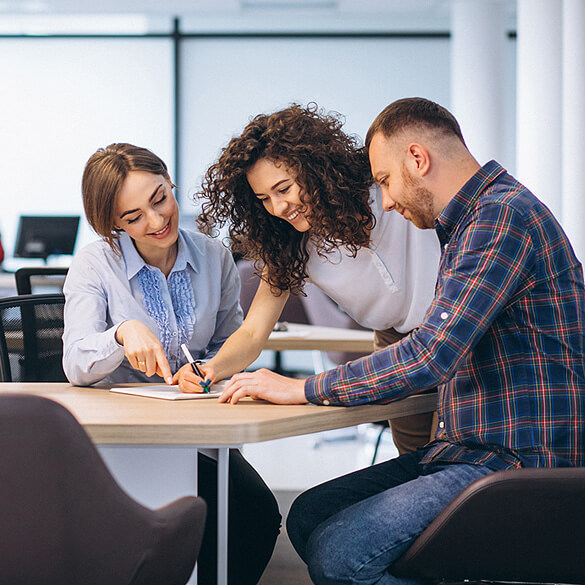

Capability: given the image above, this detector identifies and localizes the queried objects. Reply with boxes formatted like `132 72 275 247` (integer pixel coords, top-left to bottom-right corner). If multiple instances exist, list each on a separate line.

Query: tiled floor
243 423 399 492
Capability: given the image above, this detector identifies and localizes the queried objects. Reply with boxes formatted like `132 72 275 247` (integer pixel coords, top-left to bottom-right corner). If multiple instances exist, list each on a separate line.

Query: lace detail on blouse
137 265 195 361
169 270 196 350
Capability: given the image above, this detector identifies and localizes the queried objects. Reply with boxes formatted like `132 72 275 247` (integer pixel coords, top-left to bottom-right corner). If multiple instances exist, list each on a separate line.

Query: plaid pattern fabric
305 161 585 470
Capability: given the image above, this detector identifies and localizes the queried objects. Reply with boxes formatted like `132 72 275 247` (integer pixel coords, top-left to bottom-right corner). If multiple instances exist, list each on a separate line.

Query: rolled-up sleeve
305 202 534 406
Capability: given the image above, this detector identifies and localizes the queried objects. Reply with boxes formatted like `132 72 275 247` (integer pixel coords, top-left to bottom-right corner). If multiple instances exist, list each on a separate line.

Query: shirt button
440 312 449 320
323 399 330 406
444 243 448 251
172 332 177 337
439 421 445 428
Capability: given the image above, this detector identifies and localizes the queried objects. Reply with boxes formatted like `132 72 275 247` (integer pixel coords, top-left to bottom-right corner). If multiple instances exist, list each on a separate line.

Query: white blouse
305 184 441 333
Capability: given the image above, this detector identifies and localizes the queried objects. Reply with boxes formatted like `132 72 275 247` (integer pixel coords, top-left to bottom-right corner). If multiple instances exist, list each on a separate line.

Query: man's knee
305 526 353 585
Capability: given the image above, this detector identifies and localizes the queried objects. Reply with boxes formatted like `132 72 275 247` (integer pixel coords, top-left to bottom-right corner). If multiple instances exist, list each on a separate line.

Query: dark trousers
197 450 281 585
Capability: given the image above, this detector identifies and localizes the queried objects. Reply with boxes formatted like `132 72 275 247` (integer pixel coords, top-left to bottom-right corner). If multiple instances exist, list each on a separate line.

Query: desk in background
0 382 436 585
0 270 67 297
0 271 16 297
265 322 374 353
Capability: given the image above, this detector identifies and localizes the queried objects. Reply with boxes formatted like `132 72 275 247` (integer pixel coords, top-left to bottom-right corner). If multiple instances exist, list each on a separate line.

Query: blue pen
180 344 211 393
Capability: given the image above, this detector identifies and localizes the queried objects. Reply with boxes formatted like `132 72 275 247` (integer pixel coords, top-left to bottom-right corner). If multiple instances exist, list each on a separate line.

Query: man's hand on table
218 368 308 405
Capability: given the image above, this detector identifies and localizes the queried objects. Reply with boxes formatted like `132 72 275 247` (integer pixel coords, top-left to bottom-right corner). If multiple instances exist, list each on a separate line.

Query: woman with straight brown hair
63 142 280 585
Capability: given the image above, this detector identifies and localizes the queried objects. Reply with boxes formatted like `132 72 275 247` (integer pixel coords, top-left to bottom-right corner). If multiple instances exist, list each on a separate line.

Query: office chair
0 393 206 585
301 284 402 461
300 282 371 370
237 259 311 374
15 265 69 295
392 466 585 585
0 293 67 382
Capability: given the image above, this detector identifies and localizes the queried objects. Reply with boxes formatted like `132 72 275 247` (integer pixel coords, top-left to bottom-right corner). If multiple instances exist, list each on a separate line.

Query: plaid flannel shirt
305 161 585 470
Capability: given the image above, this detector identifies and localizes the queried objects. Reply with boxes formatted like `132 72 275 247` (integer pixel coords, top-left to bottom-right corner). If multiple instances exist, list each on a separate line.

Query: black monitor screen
14 216 80 261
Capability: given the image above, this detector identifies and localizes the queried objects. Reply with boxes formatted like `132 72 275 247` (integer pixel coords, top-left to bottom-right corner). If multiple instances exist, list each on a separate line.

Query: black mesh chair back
0 294 66 382
15 266 69 295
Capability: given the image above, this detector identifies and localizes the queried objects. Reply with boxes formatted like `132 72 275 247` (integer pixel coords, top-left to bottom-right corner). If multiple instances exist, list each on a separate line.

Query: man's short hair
366 97 466 148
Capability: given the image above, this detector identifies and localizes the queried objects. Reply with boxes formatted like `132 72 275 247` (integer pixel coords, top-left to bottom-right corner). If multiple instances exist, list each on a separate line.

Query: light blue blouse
63 229 243 386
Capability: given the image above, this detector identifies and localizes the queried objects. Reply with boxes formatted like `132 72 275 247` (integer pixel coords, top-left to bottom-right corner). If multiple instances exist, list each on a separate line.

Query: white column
451 0 507 166
561 0 585 262
516 0 562 218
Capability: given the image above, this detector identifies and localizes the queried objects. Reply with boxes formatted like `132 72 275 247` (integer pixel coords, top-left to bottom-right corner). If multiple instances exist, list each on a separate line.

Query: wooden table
0 382 436 585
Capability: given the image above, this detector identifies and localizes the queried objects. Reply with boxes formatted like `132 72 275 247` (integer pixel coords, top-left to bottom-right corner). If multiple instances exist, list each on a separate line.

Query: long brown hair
197 104 374 294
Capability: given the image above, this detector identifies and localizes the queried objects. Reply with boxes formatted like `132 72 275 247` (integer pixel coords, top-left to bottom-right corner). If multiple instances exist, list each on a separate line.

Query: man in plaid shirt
220 98 585 585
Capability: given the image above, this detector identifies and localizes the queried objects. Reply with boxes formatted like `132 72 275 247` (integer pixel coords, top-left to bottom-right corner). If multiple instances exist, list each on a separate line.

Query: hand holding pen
180 344 212 393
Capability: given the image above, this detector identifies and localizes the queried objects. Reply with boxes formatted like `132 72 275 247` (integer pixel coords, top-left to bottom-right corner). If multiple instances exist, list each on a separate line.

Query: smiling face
369 132 437 230
246 158 311 232
114 170 179 259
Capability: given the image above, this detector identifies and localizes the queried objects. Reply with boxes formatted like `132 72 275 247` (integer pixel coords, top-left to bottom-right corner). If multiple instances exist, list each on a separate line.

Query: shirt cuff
304 371 338 406
97 325 126 361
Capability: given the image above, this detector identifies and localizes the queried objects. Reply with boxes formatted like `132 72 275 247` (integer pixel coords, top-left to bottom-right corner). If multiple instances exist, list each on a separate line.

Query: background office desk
0 382 436 585
0 271 67 296
265 323 374 353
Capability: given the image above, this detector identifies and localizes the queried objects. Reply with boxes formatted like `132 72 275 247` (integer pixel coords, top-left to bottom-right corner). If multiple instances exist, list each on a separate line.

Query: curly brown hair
197 103 374 295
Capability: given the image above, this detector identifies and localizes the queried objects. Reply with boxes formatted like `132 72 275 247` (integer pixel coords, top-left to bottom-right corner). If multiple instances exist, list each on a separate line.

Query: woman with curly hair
191 103 441 454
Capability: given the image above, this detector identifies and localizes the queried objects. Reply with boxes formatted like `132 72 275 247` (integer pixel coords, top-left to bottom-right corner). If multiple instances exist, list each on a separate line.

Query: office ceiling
0 0 517 34
1 0 450 16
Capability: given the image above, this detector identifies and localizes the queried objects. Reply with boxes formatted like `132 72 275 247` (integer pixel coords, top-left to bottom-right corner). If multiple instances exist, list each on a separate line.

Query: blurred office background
1 0 583 270
1 3 584 582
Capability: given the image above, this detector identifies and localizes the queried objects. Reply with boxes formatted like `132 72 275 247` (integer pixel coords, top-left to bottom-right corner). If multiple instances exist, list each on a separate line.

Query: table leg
217 447 230 585
192 449 198 585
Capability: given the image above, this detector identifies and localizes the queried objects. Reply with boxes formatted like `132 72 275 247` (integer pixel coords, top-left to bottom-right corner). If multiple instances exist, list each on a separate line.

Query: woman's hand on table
115 320 172 383
173 362 216 394
218 368 308 405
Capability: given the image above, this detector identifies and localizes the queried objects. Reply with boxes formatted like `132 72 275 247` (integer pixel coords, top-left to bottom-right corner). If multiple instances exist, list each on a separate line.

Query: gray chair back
393 467 585 584
0 393 206 585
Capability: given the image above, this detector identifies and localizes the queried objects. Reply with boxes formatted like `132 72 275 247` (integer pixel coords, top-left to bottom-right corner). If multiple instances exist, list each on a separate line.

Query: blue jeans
286 449 493 585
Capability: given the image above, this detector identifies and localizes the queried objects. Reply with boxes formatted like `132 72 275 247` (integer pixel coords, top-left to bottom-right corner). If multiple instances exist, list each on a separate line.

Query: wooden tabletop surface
0 383 436 446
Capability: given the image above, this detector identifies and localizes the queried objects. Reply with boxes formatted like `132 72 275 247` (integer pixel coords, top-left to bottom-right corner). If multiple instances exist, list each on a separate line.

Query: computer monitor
13 216 80 263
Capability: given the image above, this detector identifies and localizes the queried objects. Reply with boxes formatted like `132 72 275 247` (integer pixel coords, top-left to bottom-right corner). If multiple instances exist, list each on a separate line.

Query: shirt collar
434 160 507 244
120 228 200 280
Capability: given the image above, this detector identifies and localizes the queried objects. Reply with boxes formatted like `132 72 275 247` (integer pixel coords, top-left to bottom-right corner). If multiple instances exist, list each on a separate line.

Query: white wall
0 38 173 265
180 36 451 206
0 29 520 266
